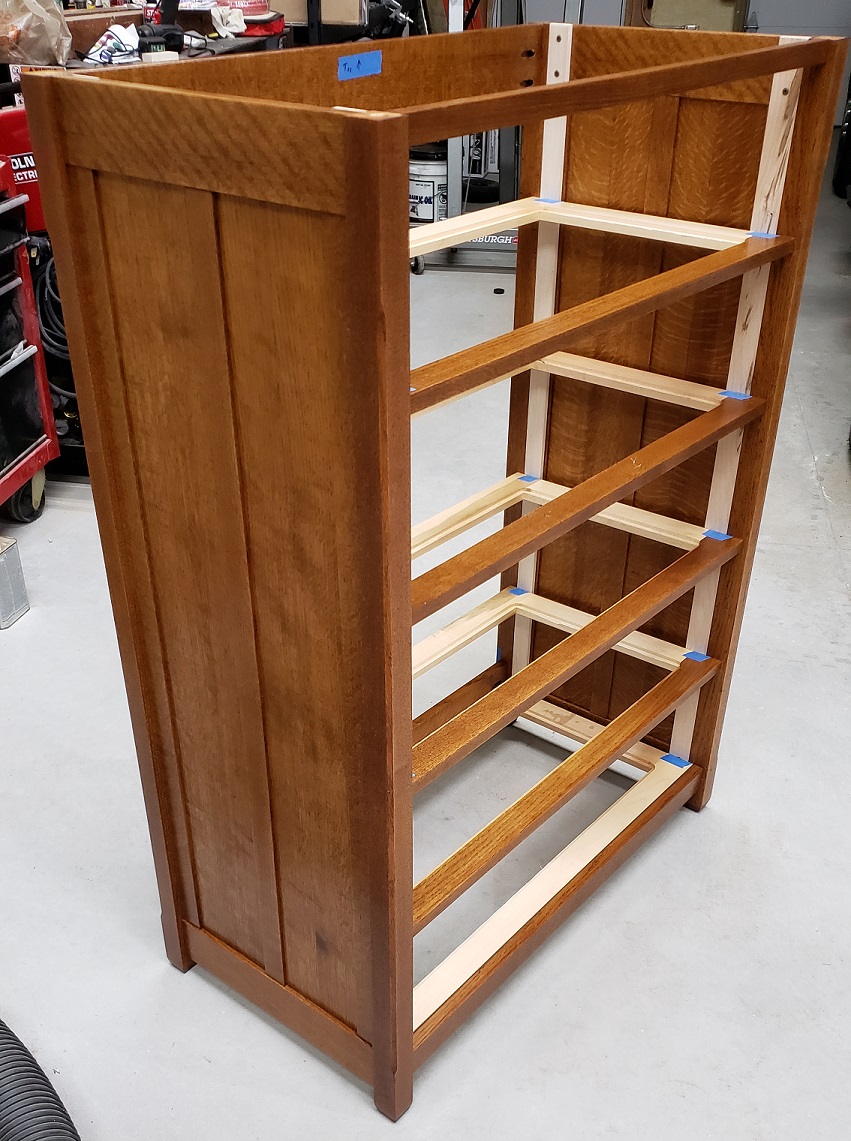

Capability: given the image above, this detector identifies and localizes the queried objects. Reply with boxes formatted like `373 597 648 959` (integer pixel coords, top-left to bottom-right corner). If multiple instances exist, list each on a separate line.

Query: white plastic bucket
409 157 448 225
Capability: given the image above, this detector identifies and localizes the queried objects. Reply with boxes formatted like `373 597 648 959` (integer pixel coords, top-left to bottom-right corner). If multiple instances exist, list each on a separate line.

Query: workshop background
0 1 849 1139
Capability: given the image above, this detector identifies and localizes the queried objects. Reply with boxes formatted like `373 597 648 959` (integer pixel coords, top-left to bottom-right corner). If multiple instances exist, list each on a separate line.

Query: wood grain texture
569 24 779 104
23 89 198 971
413 537 740 789
531 89 679 723
414 662 509 746
98 24 547 113
412 398 760 624
22 25 842 1115
30 72 374 215
409 236 791 414
25 66 415 1117
405 38 831 143
686 37 848 808
214 113 414 1115
184 924 373 1083
413 655 716 931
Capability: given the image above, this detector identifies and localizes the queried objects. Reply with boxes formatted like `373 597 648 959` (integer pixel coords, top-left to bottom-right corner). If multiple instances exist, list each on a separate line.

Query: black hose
34 258 71 364
0 1018 82 1141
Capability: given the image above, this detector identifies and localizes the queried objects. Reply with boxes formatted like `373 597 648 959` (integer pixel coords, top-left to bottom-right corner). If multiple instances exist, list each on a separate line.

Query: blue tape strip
338 49 382 80
410 386 416 393
719 389 750 400
509 587 528 596
661 753 691 769
536 196 560 204
684 650 710 662
750 230 777 239
704 529 732 541
519 474 538 483
496 646 503 662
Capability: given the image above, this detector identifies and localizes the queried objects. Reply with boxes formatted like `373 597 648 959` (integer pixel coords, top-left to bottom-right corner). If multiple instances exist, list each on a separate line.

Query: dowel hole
553 70 560 78
556 34 562 41
521 49 536 57
519 79 534 87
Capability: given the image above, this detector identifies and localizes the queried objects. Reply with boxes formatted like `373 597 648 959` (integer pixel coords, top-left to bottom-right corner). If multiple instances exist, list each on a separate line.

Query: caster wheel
410 255 426 276
1 471 46 524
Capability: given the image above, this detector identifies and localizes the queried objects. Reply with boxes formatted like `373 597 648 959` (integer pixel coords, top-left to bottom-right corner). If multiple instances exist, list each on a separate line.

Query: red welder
0 102 59 522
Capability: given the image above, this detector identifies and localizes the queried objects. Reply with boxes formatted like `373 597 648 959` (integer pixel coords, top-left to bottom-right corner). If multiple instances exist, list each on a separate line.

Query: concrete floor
1 163 850 1138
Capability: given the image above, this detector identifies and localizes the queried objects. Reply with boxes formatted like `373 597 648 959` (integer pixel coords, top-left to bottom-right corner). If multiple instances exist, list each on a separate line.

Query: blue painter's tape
410 386 416 393
704 529 732 541
496 646 503 662
661 753 691 768
338 49 382 81
684 650 710 662
719 389 750 400
536 196 560 203
519 474 538 483
750 230 777 239
509 587 528 596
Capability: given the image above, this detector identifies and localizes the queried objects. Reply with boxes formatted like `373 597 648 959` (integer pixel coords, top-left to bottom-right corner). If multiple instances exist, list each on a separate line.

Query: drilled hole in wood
554 70 560 78
521 49 535 58
519 79 534 87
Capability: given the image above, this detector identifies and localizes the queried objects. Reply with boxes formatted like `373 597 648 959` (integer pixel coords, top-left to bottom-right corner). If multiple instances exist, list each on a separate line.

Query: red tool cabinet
0 111 58 522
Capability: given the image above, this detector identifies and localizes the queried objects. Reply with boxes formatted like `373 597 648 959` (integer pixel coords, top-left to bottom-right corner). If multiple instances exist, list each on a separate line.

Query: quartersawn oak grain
21 25 844 1122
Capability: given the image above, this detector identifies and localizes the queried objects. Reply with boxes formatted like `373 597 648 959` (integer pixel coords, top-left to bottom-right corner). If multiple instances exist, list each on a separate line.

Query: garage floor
1 157 850 1139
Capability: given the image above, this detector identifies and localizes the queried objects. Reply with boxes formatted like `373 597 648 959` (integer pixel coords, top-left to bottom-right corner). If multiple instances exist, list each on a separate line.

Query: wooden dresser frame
23 25 845 1120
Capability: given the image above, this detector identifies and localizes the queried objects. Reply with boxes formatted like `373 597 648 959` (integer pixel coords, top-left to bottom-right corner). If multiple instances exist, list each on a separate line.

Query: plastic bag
0 0 72 67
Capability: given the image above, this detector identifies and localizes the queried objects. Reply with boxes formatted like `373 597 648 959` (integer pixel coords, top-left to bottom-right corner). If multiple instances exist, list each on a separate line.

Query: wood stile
669 38 805 764
511 24 573 681
22 25 845 1119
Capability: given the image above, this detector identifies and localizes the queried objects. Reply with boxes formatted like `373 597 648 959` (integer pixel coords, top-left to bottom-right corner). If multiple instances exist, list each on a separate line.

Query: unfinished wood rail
409 236 791 414
413 653 716 932
413 536 740 789
28 21 845 1121
412 587 686 681
409 197 754 257
413 397 760 624
411 472 706 560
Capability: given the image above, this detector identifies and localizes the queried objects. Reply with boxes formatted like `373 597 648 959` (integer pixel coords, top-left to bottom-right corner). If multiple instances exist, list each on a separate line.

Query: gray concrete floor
2 161 850 1138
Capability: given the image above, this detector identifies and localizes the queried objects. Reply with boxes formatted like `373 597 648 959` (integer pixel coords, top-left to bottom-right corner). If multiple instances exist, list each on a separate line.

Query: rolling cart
0 144 58 522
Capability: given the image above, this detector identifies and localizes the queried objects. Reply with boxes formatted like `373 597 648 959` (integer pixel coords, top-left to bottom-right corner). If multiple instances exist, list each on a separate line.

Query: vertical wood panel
216 195 374 1026
608 97 767 735
533 95 679 722
214 114 413 1108
25 77 200 967
96 173 280 970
